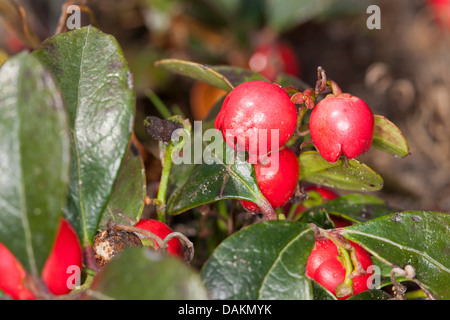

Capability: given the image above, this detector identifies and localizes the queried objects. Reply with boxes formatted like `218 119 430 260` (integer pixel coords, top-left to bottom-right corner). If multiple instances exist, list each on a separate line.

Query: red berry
41 218 83 296
427 0 450 31
309 93 374 163
241 147 300 212
0 218 82 299
305 186 339 201
249 41 301 81
135 219 184 259
0 243 35 300
215 80 297 156
330 216 353 228
306 239 373 299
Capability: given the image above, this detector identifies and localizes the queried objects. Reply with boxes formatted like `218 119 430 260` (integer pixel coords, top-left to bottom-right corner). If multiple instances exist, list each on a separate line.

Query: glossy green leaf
33 26 135 245
299 151 383 191
372 114 410 158
303 193 396 224
85 247 208 300
342 211 450 300
155 59 235 92
0 52 70 275
311 281 337 300
201 221 316 299
99 140 146 229
166 135 270 216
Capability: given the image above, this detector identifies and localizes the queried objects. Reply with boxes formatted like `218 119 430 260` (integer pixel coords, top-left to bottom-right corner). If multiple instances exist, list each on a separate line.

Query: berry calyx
134 219 184 259
215 80 297 156
0 242 35 300
306 239 373 299
309 93 374 163
41 218 83 296
241 147 300 212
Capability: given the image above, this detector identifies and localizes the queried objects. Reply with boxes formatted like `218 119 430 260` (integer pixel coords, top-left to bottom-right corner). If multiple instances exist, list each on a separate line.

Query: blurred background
1 0 449 215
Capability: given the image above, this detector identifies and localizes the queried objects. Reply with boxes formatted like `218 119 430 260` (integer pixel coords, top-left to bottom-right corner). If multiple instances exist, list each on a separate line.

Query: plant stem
156 144 174 223
146 89 172 119
326 80 342 95
288 202 300 221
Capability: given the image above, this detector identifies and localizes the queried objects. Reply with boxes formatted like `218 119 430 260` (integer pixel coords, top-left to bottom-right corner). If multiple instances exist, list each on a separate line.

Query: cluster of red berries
215 74 375 213
215 80 300 213
215 74 376 298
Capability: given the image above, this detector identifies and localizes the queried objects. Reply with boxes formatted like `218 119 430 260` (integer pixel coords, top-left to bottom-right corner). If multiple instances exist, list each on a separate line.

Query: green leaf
299 151 383 191
166 133 271 216
0 52 70 275
155 59 235 92
33 26 135 245
85 247 208 300
211 65 267 86
341 211 450 300
265 0 368 33
311 281 337 300
372 114 410 158
265 0 335 32
297 208 335 229
303 193 396 224
99 140 146 229
201 221 316 299
274 73 311 91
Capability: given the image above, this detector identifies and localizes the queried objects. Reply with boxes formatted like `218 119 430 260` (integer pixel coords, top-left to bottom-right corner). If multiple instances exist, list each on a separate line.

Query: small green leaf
274 73 311 91
0 52 70 275
99 140 146 229
85 247 208 300
303 193 396 223
297 208 335 229
372 115 410 158
299 151 383 191
166 135 271 216
211 65 267 86
201 221 316 299
155 59 235 92
342 211 450 300
33 26 135 246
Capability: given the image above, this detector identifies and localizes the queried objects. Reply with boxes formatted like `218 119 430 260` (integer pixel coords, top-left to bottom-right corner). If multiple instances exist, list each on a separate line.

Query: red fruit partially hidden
306 239 373 299
41 218 83 296
0 243 35 300
249 41 301 81
135 219 184 259
309 93 374 163
241 148 300 212
215 80 297 156
427 0 450 31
